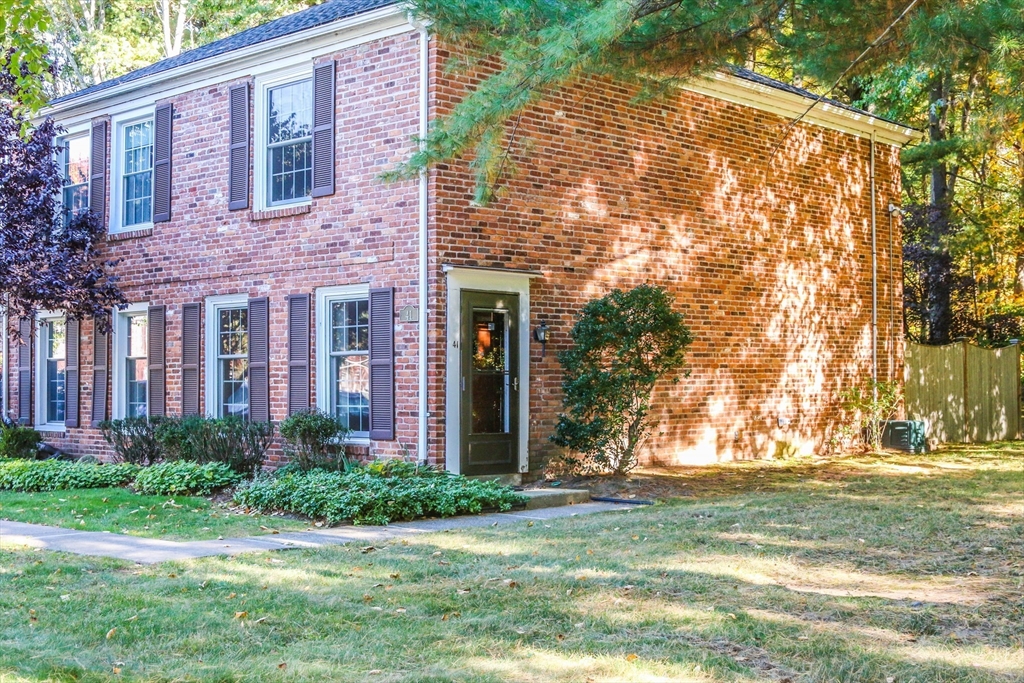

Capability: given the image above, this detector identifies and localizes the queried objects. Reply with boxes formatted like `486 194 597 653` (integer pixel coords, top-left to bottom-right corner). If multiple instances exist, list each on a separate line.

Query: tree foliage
0 70 125 328
552 285 691 475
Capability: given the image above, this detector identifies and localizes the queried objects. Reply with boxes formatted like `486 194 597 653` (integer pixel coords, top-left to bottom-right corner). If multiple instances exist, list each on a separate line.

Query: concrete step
518 488 591 510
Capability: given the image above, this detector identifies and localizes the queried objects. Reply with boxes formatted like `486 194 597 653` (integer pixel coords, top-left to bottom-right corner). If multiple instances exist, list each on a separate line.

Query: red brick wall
6 31 425 464
427 45 903 471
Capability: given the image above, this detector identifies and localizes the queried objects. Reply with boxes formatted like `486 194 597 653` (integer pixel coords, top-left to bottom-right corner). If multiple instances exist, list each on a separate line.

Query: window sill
108 227 154 241
250 203 311 222
35 424 67 435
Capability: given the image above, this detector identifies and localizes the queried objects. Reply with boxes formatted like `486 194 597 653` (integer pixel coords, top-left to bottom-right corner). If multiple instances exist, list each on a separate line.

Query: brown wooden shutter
65 318 80 428
228 83 250 211
311 60 336 198
153 103 173 223
90 318 109 427
369 287 394 440
181 303 201 416
147 305 166 417
17 317 32 425
287 294 311 416
247 297 269 422
89 120 107 225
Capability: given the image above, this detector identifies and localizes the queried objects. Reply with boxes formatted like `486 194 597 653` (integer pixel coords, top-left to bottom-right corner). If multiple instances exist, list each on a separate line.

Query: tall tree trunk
925 74 954 344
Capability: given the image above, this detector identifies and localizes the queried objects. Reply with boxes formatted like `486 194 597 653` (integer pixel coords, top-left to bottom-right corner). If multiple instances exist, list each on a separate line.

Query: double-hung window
112 305 148 419
206 296 249 419
35 313 67 429
59 134 90 222
257 71 313 209
316 286 370 438
110 110 154 232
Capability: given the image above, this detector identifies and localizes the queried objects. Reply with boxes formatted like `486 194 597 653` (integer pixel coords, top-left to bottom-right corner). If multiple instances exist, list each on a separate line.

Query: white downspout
417 24 429 464
870 131 878 387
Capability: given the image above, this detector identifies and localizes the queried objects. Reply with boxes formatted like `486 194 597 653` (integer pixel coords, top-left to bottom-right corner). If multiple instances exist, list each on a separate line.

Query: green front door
460 290 519 476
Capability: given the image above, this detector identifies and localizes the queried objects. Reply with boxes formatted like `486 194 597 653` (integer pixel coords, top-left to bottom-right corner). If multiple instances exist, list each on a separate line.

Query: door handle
512 377 518 392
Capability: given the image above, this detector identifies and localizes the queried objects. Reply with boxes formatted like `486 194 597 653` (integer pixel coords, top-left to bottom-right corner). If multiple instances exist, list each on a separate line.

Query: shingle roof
48 0 399 106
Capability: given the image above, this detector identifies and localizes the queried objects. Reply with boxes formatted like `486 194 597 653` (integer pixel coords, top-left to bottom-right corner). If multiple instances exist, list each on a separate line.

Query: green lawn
1 445 1021 682
0 488 309 541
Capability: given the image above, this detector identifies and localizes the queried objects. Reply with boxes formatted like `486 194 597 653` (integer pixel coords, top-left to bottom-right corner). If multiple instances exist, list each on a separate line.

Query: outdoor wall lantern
533 320 550 357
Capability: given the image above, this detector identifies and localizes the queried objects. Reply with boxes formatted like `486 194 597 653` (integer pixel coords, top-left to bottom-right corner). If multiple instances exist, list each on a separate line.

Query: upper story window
267 78 312 206
60 135 89 221
109 109 155 233
121 119 154 227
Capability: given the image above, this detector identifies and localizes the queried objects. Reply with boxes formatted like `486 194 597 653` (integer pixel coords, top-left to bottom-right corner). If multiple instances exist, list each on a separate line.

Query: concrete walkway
0 501 631 564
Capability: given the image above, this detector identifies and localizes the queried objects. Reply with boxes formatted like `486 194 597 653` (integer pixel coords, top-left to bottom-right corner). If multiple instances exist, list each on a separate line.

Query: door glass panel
471 309 507 434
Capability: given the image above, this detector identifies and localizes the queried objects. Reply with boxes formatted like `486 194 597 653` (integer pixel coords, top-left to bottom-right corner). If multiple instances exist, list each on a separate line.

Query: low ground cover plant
235 465 525 525
0 459 138 492
132 461 243 496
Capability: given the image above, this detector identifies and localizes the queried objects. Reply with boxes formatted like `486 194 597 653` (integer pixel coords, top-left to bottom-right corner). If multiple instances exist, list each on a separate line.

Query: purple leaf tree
1 67 125 333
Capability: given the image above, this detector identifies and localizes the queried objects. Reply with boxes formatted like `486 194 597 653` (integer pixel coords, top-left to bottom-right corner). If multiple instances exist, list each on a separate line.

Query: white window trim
110 303 149 420
109 106 155 234
315 284 371 445
254 65 314 212
1 303 8 419
56 122 91 219
205 293 249 418
34 310 67 432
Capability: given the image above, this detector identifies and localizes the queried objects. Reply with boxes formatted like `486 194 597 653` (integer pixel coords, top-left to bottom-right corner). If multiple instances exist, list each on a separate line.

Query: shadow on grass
1 447 1021 682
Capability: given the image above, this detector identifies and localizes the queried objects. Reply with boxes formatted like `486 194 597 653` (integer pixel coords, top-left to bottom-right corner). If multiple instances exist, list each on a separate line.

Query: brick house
3 0 919 478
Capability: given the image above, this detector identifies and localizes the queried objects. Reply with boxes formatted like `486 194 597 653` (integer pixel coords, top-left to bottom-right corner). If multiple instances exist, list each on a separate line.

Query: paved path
0 501 631 564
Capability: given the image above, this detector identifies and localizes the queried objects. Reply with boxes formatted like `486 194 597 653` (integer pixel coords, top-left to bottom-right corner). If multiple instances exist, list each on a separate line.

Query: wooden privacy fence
905 341 1022 444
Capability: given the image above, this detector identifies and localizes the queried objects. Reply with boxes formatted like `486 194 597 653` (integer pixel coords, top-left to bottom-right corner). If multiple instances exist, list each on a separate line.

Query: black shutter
17 317 32 425
248 297 269 422
65 319 80 428
311 60 336 198
369 287 394 440
228 83 250 211
287 294 311 416
181 303 201 416
90 318 109 427
148 305 166 417
89 120 107 225
153 103 173 223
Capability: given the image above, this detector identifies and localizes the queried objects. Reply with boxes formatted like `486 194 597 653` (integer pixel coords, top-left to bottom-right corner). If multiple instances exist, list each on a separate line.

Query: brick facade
4 21 905 473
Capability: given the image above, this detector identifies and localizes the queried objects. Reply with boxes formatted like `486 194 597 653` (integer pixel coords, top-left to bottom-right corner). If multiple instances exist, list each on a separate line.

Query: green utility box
882 420 927 453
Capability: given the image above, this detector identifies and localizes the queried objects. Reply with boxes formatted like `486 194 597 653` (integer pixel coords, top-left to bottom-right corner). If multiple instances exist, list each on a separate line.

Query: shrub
839 379 903 451
234 468 525 526
0 422 41 459
152 415 273 475
551 285 692 474
99 417 163 466
279 409 351 471
133 461 243 496
0 459 138 492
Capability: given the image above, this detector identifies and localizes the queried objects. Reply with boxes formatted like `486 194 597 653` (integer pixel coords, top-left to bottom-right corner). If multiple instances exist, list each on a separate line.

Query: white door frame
444 267 537 475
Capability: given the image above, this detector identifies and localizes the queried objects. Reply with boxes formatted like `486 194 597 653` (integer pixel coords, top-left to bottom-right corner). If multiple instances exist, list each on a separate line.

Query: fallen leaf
360 546 376 554
626 653 638 662
227 593 236 599
278 662 287 670
112 667 121 674
457 588 471 595
106 628 117 639
389 573 400 579
556 634 565 642
368 670 382 675
395 608 406 614
126 615 138 623
527 521 534 527
234 611 248 619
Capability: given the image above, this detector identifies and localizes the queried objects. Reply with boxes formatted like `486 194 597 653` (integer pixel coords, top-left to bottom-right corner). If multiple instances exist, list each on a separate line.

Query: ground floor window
36 314 66 427
113 305 149 419
206 296 249 419
316 286 369 439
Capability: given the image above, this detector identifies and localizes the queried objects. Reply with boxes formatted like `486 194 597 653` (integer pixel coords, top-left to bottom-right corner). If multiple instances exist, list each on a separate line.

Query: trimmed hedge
0 459 138 492
132 461 243 496
234 468 526 526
